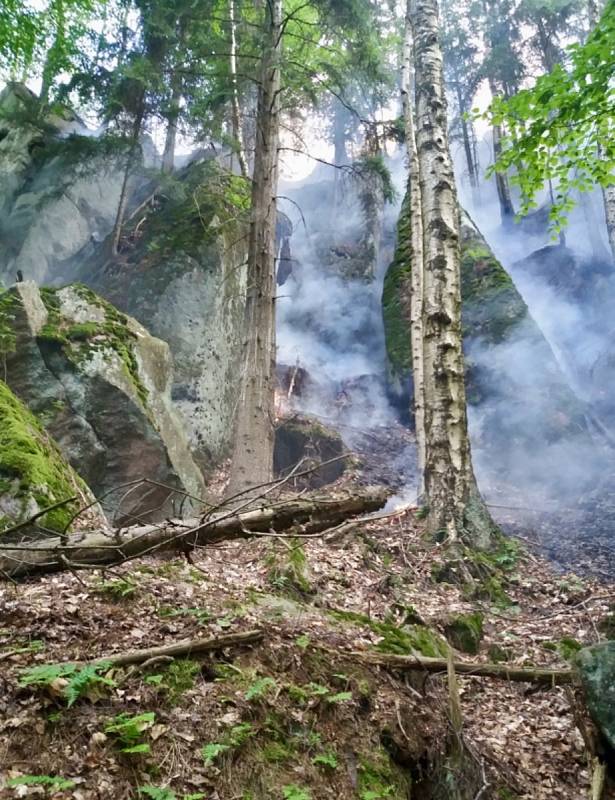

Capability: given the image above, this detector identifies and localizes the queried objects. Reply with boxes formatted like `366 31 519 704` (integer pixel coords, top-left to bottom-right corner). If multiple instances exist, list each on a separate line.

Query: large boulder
86 159 249 470
577 642 615 752
0 379 93 538
1 281 205 523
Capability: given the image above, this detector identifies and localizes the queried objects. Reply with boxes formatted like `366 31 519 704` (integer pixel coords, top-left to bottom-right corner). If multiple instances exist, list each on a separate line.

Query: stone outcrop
0 379 93 538
0 84 136 287
273 417 347 488
1 281 205 523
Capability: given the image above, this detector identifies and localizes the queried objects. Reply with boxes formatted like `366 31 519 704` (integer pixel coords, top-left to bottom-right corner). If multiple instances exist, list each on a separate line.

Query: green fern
105 711 155 753
7 774 75 789
19 660 114 707
282 786 311 800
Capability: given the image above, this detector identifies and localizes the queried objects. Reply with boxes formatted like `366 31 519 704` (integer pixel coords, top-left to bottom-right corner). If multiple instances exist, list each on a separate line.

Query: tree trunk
451 64 479 192
227 0 283 495
402 4 425 487
491 117 515 225
601 179 615 264
0 487 389 579
111 102 145 256
162 75 181 174
410 0 496 548
229 0 249 178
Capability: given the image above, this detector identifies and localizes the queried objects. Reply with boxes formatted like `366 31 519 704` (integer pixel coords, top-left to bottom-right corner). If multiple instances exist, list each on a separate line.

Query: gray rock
3 281 205 524
577 641 615 751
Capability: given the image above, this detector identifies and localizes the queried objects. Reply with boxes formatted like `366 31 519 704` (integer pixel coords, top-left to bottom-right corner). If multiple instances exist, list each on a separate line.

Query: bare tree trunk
491 117 515 225
410 0 496 548
227 0 283 495
111 103 145 256
402 4 425 488
162 76 181 174
229 0 249 178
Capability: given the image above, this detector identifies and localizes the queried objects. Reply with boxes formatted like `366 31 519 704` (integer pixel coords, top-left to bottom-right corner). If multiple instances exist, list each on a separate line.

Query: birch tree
405 0 497 548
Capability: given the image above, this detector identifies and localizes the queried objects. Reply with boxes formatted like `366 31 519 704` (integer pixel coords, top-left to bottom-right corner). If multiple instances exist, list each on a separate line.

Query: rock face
382 204 589 466
0 88 249 470
0 84 133 287
87 159 249 469
0 379 92 537
577 642 615 751
1 281 205 523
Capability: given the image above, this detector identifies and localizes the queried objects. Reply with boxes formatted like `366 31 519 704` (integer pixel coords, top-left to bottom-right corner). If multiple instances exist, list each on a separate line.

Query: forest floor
1 494 614 800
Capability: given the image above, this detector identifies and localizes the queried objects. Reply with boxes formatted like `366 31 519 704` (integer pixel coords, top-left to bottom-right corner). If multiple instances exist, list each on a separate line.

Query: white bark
410 0 495 547
601 179 615 264
402 4 425 486
227 0 282 494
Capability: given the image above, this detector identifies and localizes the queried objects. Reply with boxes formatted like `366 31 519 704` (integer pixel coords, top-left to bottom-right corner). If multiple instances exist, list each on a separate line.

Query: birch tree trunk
601 181 615 264
227 0 282 495
401 4 425 486
410 0 496 548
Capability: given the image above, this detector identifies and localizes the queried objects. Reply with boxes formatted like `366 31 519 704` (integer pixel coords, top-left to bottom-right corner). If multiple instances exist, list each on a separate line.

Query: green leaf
7 775 76 789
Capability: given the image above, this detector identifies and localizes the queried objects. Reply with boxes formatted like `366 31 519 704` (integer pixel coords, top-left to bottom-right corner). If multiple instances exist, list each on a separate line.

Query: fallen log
355 650 574 686
0 487 389 579
74 629 264 668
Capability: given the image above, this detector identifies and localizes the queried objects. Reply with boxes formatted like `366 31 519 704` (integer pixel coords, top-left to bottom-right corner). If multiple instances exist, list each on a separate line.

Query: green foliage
7 774 76 790
312 751 338 769
355 154 397 204
266 539 312 596
480 0 615 233
201 722 255 765
138 787 204 800
19 660 114 707
95 576 140 600
245 676 277 701
282 786 311 800
104 711 156 753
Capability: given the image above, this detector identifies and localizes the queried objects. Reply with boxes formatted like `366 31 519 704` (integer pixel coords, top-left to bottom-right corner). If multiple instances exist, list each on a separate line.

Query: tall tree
406 0 497 547
227 0 282 493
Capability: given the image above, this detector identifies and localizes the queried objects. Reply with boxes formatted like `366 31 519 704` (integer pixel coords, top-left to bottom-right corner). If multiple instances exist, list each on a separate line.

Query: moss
0 288 19 359
38 285 149 408
142 160 250 261
0 380 83 533
557 637 582 662
444 612 484 655
329 608 448 658
381 186 412 378
357 749 410 799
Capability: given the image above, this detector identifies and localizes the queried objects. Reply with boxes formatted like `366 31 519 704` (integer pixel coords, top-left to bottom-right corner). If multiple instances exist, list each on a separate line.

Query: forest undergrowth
1 498 612 799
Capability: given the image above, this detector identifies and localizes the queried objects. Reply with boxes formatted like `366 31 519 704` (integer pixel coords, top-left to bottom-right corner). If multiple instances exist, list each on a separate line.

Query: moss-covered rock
2 281 205 523
444 612 484 655
576 641 615 751
0 379 90 536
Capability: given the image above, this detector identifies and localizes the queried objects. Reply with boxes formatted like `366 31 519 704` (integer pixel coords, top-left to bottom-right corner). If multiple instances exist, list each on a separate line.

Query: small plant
295 634 310 649
313 751 338 769
95 576 139 600
7 774 76 790
245 676 276 701
157 606 211 624
266 540 312 595
19 661 114 707
202 722 255 765
138 787 204 800
105 711 156 753
282 786 311 800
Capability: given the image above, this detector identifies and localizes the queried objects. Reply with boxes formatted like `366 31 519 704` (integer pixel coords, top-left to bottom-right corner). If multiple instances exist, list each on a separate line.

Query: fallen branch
0 487 388 579
75 629 264 668
354 650 574 686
